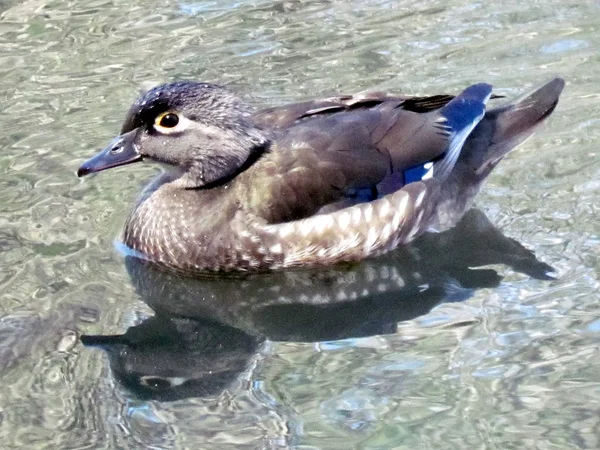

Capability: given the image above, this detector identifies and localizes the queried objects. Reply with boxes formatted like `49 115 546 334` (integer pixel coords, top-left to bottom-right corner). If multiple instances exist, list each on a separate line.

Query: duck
77 77 564 273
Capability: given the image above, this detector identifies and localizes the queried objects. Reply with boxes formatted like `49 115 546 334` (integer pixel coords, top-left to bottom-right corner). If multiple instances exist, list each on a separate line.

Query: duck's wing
252 92 456 129
244 84 492 224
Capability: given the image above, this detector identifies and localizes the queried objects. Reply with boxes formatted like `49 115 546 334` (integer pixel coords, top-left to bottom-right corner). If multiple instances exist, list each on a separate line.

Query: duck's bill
77 129 142 177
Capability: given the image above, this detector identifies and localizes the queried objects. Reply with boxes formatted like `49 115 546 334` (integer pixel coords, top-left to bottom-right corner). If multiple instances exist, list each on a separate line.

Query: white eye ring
153 112 192 134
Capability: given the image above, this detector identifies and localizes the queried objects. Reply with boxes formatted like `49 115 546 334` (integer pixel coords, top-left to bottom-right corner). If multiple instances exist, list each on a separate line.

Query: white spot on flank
379 200 391 218
338 211 351 230
364 227 379 252
351 208 362 226
278 224 293 238
415 210 424 226
408 210 425 240
391 213 401 229
301 221 314 237
316 215 333 233
270 243 283 254
364 204 373 223
382 223 394 240
414 190 426 208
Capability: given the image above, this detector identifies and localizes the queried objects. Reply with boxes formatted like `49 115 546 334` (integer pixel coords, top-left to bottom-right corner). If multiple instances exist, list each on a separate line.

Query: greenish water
1 0 599 448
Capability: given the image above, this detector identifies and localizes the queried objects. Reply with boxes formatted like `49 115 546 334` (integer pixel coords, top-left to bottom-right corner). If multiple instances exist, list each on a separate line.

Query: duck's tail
429 77 565 231
472 77 565 178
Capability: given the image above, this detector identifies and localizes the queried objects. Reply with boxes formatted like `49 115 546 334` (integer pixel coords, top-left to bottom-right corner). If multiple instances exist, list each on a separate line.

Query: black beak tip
77 166 90 178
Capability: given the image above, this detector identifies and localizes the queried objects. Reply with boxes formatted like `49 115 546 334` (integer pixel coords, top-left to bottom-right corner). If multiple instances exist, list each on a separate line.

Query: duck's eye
155 112 179 129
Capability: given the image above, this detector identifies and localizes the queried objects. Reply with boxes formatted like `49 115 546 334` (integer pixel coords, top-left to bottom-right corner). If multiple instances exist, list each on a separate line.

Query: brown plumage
78 78 564 273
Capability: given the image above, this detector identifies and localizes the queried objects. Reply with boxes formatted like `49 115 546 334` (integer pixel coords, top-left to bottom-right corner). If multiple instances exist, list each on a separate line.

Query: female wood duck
78 78 564 273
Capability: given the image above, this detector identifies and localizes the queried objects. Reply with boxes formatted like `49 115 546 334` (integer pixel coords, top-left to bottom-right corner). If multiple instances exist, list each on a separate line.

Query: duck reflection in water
82 209 554 401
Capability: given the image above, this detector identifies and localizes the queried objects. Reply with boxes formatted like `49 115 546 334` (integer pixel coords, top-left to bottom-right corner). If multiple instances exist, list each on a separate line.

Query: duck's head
77 82 268 188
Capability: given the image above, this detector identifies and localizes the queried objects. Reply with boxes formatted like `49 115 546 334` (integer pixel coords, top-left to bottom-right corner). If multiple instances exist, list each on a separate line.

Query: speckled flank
261 181 432 268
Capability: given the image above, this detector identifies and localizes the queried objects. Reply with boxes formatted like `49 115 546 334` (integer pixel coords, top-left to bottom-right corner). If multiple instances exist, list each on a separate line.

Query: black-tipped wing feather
252 91 456 129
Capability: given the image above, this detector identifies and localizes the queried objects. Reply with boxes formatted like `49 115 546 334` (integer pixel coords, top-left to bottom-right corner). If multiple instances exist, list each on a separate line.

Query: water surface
0 0 599 448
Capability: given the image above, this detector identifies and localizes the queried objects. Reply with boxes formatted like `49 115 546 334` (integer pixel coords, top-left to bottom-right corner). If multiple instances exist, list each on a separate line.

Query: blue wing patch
344 186 378 202
404 161 434 184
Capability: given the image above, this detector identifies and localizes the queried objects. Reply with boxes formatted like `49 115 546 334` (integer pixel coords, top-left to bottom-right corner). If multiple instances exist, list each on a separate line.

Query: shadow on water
81 209 554 401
